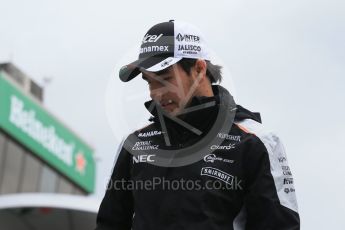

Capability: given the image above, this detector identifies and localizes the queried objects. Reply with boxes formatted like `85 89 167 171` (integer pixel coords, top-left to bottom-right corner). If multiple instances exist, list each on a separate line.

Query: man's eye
161 77 172 83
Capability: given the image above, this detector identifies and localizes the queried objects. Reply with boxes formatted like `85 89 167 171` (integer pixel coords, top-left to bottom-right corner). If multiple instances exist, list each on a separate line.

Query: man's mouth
160 99 174 109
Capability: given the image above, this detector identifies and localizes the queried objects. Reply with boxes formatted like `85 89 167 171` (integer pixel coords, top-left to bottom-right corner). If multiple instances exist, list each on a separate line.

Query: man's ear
194 59 207 78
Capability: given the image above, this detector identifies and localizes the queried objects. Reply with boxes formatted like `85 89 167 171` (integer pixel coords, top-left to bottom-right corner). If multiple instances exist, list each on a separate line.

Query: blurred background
0 0 344 229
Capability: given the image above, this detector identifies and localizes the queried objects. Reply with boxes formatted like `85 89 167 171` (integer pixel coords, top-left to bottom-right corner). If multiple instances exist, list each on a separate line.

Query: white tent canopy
0 193 100 230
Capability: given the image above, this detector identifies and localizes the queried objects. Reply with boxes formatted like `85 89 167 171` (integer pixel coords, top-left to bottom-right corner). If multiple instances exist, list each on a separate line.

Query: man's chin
163 107 180 117
165 103 192 117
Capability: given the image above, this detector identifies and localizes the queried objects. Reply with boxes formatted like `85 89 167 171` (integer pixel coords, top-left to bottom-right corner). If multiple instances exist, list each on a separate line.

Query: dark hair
177 58 222 84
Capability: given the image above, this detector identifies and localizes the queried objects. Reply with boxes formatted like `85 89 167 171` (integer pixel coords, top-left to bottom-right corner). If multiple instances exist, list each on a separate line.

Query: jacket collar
143 85 261 136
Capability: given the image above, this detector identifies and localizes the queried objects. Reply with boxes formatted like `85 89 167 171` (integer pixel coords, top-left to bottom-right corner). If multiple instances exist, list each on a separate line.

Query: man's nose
150 85 165 100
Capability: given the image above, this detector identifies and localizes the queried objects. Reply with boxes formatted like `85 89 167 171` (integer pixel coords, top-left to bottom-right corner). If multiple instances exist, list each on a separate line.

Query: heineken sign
0 73 95 193
10 95 75 167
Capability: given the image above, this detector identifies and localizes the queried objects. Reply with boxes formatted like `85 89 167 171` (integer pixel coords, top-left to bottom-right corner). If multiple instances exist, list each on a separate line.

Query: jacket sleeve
95 139 134 230
242 133 300 230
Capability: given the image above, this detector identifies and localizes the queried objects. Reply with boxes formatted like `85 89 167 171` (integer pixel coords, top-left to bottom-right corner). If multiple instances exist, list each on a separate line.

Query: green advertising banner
0 73 95 193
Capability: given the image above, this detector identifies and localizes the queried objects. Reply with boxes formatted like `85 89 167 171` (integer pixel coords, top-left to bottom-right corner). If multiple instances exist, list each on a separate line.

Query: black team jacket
96 85 300 230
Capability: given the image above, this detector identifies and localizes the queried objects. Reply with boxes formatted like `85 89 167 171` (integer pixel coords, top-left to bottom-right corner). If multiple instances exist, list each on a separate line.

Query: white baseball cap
119 20 211 82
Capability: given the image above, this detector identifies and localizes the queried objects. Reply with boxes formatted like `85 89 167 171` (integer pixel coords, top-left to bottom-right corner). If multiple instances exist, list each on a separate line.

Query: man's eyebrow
160 74 172 79
141 73 152 81
141 72 171 82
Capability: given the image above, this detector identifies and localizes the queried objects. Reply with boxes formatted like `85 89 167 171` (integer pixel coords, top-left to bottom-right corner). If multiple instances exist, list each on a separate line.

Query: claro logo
133 154 156 163
210 144 235 150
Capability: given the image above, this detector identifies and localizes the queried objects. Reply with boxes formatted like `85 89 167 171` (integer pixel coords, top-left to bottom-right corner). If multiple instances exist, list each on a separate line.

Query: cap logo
140 45 169 54
176 33 200 43
119 21 212 82
142 33 163 44
177 44 201 55
160 58 173 68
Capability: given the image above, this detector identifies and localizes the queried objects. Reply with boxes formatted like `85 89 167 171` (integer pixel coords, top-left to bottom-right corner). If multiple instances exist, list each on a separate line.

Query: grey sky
1 0 344 229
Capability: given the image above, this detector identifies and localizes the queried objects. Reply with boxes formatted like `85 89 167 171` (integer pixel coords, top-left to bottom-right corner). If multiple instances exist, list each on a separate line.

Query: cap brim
119 56 182 82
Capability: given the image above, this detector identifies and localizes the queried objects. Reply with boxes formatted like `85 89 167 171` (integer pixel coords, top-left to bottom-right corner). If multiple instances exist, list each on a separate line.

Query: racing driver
95 20 300 230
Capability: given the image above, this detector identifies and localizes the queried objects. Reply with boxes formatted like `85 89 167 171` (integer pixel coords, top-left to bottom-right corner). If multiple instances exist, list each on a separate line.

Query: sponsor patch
176 33 200 42
133 154 156 163
283 178 294 185
210 144 235 150
132 141 159 151
284 187 295 194
201 167 234 185
278 157 287 163
142 33 163 43
177 44 201 55
161 59 173 68
217 133 241 142
203 154 234 164
138 131 162 138
282 165 292 176
140 45 169 54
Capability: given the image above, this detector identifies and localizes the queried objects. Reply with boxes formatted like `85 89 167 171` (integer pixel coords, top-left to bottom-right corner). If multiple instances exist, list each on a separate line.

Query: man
96 20 300 230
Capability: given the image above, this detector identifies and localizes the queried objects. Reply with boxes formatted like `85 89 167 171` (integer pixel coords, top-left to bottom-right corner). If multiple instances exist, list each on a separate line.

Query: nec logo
142 34 163 43
133 154 156 163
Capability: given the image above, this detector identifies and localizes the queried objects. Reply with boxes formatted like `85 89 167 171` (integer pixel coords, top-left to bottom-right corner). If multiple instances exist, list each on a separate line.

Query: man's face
142 64 201 116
